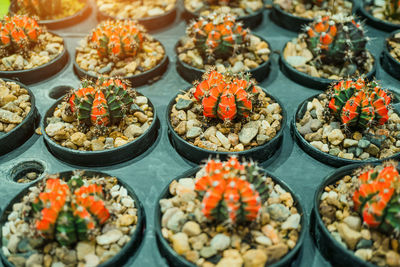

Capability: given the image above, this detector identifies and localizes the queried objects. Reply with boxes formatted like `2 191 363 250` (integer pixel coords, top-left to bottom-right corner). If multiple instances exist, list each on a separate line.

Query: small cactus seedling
186 13 249 61
90 20 145 62
193 70 259 122
352 162 400 235
385 0 400 20
32 176 110 246
13 0 62 19
68 78 135 128
195 156 269 224
0 15 42 57
303 15 368 65
328 77 391 130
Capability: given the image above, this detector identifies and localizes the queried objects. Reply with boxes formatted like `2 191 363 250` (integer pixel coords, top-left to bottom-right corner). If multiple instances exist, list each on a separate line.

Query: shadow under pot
381 30 400 81
155 166 306 267
73 39 169 88
280 41 377 90
310 163 399 267
0 79 38 156
9 0 92 30
0 170 145 267
357 1 400 32
270 0 355 32
182 1 264 29
0 32 68 85
41 93 159 167
167 87 286 164
175 33 271 84
292 91 400 167
96 1 178 32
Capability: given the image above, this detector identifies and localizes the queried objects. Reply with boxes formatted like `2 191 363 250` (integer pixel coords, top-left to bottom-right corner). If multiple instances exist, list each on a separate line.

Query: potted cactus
96 0 177 31
156 156 305 266
272 0 353 31
167 70 285 164
0 15 68 84
176 13 271 83
74 19 168 87
41 77 158 166
9 0 91 29
359 0 400 31
382 29 400 80
183 0 264 28
281 15 376 89
0 170 144 267
293 77 400 167
0 78 37 155
312 161 400 266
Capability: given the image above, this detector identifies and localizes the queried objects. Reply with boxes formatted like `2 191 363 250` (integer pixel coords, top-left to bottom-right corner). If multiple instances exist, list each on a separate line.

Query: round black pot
9 0 92 30
357 2 400 32
292 92 400 167
41 94 159 167
0 34 68 85
155 166 306 267
96 3 177 32
381 30 400 81
183 3 264 29
73 41 169 88
0 170 145 267
0 79 38 156
280 42 377 90
310 163 379 267
167 87 286 164
175 34 271 84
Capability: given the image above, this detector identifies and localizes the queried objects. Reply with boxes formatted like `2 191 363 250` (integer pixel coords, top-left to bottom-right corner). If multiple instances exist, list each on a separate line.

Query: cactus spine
328 77 391 130
195 156 268 225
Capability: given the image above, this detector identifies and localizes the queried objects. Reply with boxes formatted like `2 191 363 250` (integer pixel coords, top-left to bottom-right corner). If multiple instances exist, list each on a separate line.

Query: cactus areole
90 20 145 62
0 15 42 57
328 78 391 130
195 156 269 225
187 13 249 61
32 176 110 246
304 15 368 65
68 78 135 128
352 163 400 235
193 70 259 122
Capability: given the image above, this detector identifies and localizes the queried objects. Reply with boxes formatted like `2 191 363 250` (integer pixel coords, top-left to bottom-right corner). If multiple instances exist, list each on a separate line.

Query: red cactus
193 70 257 121
352 164 400 231
328 78 391 129
195 156 268 224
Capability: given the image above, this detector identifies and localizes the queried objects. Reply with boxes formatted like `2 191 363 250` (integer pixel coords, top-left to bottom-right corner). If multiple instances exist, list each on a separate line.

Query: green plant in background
0 0 10 17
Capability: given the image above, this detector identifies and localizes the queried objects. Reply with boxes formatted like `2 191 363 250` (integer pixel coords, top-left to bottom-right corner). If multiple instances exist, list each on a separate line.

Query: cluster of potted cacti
176 12 271 82
382 30 400 80
1 171 142 266
315 161 400 266
74 19 168 85
157 156 304 266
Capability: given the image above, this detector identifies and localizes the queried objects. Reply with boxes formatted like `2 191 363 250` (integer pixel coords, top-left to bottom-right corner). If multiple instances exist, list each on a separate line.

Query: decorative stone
210 234 231 251
242 249 267 267
171 233 190 255
176 98 193 111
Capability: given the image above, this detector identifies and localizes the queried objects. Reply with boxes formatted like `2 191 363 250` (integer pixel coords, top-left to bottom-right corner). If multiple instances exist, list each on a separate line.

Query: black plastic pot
96 3 177 32
280 42 377 90
0 170 145 267
310 163 379 267
155 166 306 267
0 79 38 156
175 34 271 84
292 92 400 167
381 30 400 81
0 34 68 85
41 94 159 167
357 2 400 32
167 87 286 164
183 3 264 29
9 0 91 30
73 41 169 88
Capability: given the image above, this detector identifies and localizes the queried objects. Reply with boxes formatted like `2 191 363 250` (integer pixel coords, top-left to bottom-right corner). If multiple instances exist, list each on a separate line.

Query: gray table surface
0 0 399 266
